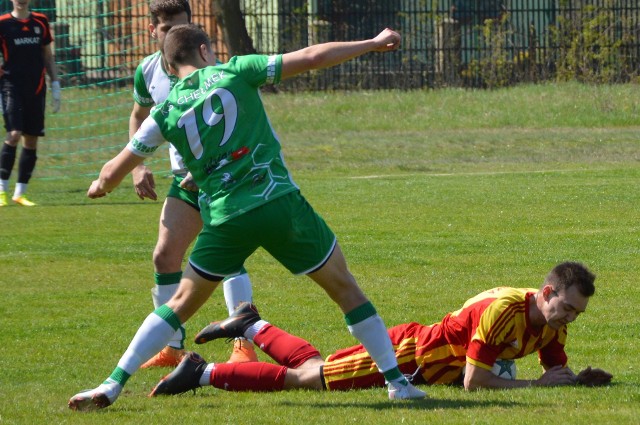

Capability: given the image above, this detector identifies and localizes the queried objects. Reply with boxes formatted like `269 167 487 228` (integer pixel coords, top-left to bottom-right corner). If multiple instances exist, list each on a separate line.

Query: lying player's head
149 0 191 49
546 262 596 297
163 24 214 72
540 262 595 329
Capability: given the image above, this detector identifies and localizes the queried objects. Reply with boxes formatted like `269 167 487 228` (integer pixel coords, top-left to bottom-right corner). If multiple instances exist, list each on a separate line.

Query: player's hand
372 28 401 52
576 366 613 387
87 179 109 199
51 80 61 113
131 164 157 200
535 365 577 387
179 172 198 192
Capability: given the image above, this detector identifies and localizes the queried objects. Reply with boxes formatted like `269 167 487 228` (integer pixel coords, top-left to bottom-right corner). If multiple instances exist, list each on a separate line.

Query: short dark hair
163 24 211 70
149 0 192 26
545 262 596 297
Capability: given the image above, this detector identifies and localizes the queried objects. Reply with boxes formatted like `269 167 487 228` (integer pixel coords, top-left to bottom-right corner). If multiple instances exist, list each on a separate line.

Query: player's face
12 0 30 11
543 284 589 329
150 12 190 50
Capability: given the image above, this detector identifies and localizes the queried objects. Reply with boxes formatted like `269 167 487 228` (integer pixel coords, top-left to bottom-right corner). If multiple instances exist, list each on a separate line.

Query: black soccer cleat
149 352 207 397
194 302 261 344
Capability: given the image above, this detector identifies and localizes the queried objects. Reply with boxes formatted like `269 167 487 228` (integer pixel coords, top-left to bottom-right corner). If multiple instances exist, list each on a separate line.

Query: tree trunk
211 0 278 92
211 0 256 56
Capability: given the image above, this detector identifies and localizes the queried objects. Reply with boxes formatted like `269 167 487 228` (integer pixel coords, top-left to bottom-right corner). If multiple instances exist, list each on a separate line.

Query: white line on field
351 169 594 179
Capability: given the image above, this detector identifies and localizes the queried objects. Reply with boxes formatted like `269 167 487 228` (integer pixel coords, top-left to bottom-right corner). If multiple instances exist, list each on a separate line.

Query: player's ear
149 24 157 38
542 285 554 300
199 44 214 63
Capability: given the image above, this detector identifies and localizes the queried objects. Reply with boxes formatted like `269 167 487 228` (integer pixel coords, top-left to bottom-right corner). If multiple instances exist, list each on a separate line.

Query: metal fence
13 0 640 90
241 0 640 89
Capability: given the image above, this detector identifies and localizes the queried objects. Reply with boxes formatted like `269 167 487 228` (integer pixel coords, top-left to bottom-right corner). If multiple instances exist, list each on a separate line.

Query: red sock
253 324 321 368
211 362 287 391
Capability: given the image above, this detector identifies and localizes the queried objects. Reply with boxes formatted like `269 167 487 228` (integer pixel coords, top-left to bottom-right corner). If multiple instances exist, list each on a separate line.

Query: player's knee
152 246 183 271
285 367 324 390
5 131 21 145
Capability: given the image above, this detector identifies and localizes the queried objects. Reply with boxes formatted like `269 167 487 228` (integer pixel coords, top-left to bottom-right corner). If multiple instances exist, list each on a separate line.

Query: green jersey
128 54 299 225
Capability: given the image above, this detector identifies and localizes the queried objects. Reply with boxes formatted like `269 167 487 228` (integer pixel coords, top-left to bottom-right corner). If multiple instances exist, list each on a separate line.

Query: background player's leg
143 196 202 368
13 134 38 205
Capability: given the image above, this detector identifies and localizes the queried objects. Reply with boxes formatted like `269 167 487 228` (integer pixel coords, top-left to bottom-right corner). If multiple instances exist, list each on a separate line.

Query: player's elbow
298 47 328 70
463 369 489 391
463 377 483 391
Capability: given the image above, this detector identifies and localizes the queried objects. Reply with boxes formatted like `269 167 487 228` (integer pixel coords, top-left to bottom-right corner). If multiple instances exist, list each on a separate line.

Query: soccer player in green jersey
128 0 257 368
69 24 426 411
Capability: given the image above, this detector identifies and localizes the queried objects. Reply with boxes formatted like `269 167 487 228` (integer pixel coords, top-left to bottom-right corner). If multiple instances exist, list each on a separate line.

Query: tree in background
212 0 256 56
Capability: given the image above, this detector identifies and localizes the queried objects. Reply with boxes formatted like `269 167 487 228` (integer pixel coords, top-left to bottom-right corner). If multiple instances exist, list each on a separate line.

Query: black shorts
0 79 46 136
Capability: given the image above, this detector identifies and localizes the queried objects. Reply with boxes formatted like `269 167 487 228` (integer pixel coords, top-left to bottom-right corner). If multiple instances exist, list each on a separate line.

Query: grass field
1 83 639 424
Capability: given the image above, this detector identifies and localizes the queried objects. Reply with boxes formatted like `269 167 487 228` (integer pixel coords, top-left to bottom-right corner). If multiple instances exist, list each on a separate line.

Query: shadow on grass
290 398 524 410
230 397 528 411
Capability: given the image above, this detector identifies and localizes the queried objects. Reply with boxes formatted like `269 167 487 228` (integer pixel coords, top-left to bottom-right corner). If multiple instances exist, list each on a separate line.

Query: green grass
1 83 639 424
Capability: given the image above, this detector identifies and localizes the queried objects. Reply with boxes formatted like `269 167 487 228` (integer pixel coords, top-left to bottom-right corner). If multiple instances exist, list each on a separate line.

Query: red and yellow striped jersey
449 287 567 371
323 287 567 390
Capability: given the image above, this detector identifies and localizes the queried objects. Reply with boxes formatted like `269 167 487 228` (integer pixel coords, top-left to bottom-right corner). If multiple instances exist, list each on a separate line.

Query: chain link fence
13 0 640 90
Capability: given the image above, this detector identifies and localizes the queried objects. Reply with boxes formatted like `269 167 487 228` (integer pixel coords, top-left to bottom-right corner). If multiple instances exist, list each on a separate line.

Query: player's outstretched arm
281 28 400 80
464 363 577 390
464 363 535 390
88 149 145 199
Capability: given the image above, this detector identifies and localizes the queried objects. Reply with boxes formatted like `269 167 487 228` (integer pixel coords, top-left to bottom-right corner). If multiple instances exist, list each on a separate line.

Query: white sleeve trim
127 117 164 157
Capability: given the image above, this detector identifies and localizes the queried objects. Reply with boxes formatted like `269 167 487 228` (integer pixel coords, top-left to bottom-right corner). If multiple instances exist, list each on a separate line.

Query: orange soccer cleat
227 338 258 363
141 346 185 368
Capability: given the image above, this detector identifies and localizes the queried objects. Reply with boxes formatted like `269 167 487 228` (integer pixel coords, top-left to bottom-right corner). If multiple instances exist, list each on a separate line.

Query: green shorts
167 175 199 211
189 191 336 279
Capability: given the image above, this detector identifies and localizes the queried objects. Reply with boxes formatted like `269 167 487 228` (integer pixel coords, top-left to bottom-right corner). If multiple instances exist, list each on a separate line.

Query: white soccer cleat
388 381 427 400
68 380 122 411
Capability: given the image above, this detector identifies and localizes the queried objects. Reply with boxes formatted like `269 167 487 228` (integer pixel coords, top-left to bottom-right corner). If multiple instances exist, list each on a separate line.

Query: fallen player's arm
464 363 577 390
88 149 145 198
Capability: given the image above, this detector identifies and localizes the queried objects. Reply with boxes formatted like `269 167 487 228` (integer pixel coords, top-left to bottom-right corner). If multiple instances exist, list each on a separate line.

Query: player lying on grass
150 262 612 395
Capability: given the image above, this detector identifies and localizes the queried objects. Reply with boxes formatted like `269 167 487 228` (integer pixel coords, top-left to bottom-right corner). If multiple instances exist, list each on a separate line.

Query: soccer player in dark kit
0 0 60 206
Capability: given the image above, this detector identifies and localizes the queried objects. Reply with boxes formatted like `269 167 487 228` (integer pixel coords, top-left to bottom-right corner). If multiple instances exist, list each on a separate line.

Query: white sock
200 363 215 386
151 283 179 308
348 314 398 374
117 311 179 374
151 283 183 349
244 319 268 341
223 273 253 315
0 179 8 192
13 182 27 197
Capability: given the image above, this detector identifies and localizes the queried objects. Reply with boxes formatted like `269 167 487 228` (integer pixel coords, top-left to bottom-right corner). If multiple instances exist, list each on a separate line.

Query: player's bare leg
308 243 426 400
